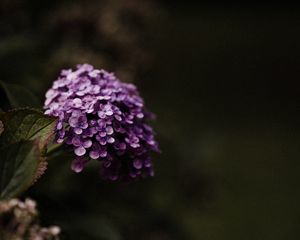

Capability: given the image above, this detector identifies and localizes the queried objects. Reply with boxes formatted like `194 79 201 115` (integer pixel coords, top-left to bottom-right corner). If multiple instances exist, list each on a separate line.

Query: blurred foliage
0 81 40 108
1 1 300 240
0 0 162 95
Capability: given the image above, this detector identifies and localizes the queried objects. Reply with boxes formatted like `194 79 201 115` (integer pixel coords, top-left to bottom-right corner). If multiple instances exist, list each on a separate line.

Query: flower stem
46 143 63 157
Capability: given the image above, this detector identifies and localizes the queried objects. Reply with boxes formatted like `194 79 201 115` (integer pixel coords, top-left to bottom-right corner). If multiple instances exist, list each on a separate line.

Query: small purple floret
44 64 159 180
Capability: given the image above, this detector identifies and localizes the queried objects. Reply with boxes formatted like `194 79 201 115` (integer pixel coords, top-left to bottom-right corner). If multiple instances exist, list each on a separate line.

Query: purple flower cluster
44 64 159 180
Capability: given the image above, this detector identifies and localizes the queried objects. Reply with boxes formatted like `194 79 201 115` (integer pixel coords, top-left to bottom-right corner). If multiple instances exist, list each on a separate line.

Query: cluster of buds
0 198 60 240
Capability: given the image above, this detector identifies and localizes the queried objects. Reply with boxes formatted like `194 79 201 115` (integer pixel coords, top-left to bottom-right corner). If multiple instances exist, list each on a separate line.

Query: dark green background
1 1 299 239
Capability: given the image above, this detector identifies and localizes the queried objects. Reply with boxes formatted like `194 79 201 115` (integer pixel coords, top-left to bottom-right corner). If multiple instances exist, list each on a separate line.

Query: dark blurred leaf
0 140 43 200
0 80 40 108
0 108 57 151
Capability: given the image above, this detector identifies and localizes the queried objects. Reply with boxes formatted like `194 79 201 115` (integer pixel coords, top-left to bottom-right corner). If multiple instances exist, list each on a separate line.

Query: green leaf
0 108 57 151
0 80 40 108
0 140 44 200
0 109 58 199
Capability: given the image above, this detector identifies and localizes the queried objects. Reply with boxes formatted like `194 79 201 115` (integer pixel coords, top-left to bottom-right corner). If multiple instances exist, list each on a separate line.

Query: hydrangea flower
44 64 159 180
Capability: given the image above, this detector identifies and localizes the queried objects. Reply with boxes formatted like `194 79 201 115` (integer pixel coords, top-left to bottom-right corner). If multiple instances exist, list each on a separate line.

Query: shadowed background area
0 1 300 239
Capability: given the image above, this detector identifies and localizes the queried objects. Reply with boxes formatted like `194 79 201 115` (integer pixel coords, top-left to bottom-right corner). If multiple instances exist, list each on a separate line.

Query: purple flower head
44 64 159 181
